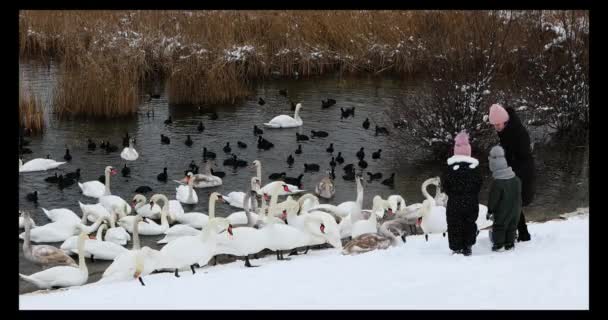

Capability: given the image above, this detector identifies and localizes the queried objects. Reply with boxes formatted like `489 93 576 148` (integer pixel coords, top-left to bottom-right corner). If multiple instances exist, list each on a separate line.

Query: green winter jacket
488 176 522 221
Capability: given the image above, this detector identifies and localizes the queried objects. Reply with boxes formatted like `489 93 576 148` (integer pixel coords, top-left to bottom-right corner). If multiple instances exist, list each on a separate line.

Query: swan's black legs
276 251 281 260
425 234 429 242
304 246 310 254
90 255 96 263
138 277 146 286
190 264 196 274
443 233 446 237
174 269 180 278
401 234 407 243
288 248 299 256
280 251 290 261
244 255 258 268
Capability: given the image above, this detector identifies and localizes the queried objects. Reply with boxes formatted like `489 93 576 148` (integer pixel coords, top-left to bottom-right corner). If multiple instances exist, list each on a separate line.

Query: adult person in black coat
441 131 483 256
488 103 535 242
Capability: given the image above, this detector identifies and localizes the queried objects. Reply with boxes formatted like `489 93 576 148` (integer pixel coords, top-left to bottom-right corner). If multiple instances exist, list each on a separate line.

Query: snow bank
20 212 589 310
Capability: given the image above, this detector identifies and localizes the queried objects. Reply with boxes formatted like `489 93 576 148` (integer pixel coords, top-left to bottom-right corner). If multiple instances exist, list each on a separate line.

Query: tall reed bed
19 84 45 134
19 10 588 117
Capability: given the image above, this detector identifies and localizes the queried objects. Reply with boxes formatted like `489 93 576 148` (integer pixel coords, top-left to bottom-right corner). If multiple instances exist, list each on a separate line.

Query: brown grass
19 10 588 117
19 84 44 134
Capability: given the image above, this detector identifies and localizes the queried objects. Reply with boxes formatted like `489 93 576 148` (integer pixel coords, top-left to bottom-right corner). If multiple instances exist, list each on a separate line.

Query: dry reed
19 10 588 117
19 85 45 134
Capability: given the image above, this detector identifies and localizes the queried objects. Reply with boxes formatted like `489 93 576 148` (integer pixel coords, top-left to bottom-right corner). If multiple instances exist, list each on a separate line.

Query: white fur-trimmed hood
447 155 479 170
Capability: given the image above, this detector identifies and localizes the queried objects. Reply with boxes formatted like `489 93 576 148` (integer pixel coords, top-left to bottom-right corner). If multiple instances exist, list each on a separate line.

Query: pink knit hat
453 131 471 156
488 103 509 125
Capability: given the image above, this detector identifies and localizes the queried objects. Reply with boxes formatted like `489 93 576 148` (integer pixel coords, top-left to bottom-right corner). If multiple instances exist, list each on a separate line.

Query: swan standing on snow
158 218 232 277
19 158 66 173
78 166 117 199
418 191 448 242
100 215 162 286
176 172 198 204
120 138 139 161
21 210 77 269
19 231 88 289
263 103 303 128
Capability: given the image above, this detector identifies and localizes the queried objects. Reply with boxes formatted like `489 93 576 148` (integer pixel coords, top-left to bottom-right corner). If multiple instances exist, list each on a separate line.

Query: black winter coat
441 155 483 250
497 107 536 206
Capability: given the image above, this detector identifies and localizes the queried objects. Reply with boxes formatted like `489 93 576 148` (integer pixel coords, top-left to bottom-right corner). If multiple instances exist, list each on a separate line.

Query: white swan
20 212 105 243
120 138 139 161
251 160 303 195
222 177 258 209
19 231 88 289
400 177 443 219
118 194 170 235
61 223 127 261
418 195 447 241
338 195 389 239
40 207 80 224
100 215 162 286
351 200 379 239
158 218 231 276
157 224 200 244
176 172 198 204
283 198 343 252
21 210 77 269
215 196 268 267
78 166 116 199
173 192 224 229
387 195 406 214
103 207 131 246
19 158 66 173
292 194 343 250
263 103 303 128
79 201 111 224
132 194 162 219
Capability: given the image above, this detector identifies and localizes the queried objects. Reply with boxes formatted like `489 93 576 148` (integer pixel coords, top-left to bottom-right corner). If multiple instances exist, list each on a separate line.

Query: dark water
18 63 589 294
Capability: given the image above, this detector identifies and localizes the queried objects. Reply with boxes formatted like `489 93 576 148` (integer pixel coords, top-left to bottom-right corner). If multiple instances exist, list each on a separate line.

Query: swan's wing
266 115 294 124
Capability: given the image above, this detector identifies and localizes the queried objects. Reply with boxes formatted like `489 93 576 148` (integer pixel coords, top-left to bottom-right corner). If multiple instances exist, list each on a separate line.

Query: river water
18 63 589 294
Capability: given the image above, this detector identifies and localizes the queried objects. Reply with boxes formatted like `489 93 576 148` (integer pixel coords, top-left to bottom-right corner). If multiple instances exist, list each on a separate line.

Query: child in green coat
487 145 522 251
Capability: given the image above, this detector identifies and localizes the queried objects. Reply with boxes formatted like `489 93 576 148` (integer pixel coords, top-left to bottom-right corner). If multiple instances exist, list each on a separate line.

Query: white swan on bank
120 138 139 161
158 218 231 276
251 160 304 195
173 192 224 229
118 194 170 236
19 158 66 173
78 166 116 199
99 215 162 286
263 103 303 128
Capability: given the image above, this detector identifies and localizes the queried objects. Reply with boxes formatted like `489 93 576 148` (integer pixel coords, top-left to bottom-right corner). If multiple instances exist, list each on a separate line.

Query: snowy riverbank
20 209 589 310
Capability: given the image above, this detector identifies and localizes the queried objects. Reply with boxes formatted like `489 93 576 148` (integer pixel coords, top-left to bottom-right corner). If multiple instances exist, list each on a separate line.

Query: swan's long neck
355 178 364 209
104 169 112 196
132 216 142 250
269 188 281 216
23 213 32 254
187 178 195 201
96 224 106 240
250 191 259 215
297 193 319 214
256 164 262 183
159 197 169 228
242 193 255 227
208 195 217 219
294 107 301 121
135 197 146 210
421 179 434 202
82 216 105 234
378 222 399 246
77 234 87 271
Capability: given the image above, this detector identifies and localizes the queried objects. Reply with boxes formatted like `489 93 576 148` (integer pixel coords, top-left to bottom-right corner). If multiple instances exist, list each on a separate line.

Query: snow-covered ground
20 210 589 310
